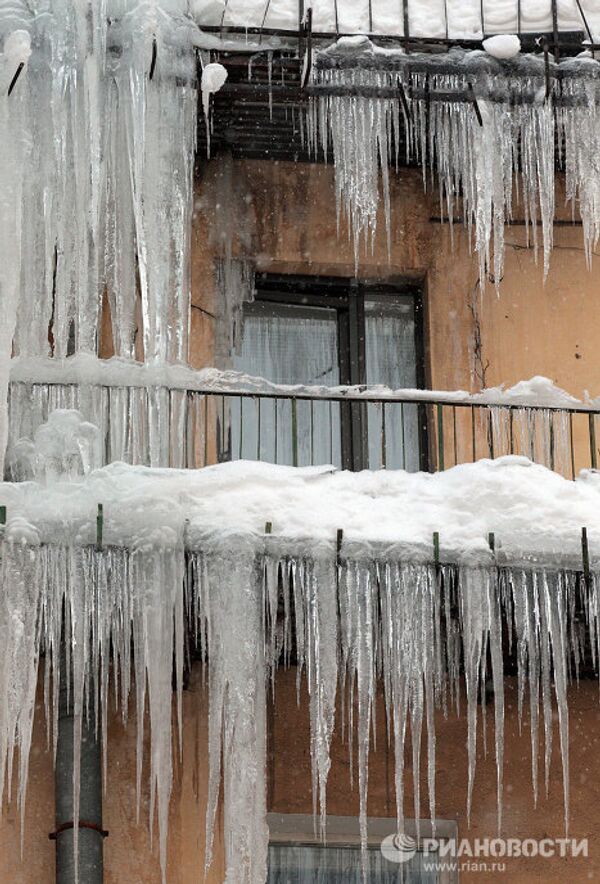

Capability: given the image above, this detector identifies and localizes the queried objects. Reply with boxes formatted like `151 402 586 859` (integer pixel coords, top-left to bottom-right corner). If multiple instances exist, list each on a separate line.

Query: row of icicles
306 60 600 283
0 537 591 883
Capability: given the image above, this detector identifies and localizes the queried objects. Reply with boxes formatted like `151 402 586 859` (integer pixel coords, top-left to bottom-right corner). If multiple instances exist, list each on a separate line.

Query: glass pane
268 844 440 883
231 302 342 467
365 295 420 472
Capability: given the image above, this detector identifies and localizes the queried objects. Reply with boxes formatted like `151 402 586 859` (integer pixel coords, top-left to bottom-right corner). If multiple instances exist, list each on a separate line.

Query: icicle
459 566 489 824
198 540 268 884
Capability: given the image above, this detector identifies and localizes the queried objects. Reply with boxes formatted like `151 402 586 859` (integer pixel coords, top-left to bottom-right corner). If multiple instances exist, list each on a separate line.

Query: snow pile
1 453 599 880
1 454 600 563
8 354 587 409
483 34 521 60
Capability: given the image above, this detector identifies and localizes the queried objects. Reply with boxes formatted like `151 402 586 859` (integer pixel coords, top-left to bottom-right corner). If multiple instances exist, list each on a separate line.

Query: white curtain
232 303 342 467
268 844 439 883
365 295 420 471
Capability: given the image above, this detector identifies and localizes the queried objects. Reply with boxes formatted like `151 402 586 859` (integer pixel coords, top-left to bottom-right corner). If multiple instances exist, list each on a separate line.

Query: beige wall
4 157 600 882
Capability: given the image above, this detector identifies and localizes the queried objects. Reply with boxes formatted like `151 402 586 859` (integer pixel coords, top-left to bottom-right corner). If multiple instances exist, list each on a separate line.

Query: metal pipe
53 649 105 884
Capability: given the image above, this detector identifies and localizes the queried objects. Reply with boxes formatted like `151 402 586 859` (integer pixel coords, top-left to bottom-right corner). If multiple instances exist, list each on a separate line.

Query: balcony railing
7 377 600 479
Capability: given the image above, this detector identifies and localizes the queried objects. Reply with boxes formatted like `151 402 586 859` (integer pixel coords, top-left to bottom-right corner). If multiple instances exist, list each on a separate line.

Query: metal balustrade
7 380 600 478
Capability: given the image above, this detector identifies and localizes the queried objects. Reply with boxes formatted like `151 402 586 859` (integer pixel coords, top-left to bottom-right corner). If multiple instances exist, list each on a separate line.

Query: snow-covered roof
193 0 600 41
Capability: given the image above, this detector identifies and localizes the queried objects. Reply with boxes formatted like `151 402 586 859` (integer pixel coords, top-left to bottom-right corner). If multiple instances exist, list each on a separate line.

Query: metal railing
7 380 600 478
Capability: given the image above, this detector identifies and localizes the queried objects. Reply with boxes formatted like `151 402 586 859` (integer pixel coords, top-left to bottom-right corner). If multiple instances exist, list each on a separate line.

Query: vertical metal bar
574 0 593 44
333 0 340 36
368 0 373 34
582 527 590 586
292 398 299 467
329 400 334 465
589 413 597 470
551 0 560 61
298 0 305 58
549 414 555 472
274 398 279 464
437 404 445 471
569 411 576 480
471 406 476 462
401 403 407 471
433 531 440 568
517 0 522 35
403 0 410 43
238 397 243 460
480 0 485 37
381 403 387 469
488 409 494 459
96 504 103 550
452 406 458 466
204 395 208 466
257 397 261 461
509 408 514 455
529 410 535 462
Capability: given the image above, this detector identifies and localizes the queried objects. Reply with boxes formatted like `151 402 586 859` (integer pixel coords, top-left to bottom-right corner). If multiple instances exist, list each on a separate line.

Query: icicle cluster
0 525 594 883
307 67 409 259
2 1 197 365
194 546 587 881
308 54 600 281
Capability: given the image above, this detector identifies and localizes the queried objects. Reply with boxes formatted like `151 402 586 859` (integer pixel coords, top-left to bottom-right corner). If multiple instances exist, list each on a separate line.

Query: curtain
268 844 439 883
231 303 342 467
365 295 420 471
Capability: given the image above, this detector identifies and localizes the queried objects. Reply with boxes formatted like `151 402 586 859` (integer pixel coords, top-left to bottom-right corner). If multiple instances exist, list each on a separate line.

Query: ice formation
0 452 599 880
307 45 600 281
0 514 592 882
2 0 198 373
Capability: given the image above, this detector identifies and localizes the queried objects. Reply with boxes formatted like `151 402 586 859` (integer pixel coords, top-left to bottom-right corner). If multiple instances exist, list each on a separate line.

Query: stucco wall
4 156 600 882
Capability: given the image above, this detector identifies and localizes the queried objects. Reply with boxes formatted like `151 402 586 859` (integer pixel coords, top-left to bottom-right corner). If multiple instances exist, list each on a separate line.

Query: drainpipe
52 652 106 884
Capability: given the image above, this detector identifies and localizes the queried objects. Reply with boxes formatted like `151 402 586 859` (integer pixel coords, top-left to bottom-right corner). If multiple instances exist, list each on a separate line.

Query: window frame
267 812 459 883
253 273 429 471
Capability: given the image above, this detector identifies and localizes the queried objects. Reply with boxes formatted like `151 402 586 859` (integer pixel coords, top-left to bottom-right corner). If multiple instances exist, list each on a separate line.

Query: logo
381 833 417 864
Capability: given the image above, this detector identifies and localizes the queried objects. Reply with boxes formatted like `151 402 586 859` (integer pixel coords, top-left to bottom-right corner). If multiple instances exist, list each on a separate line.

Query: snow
7 354 588 408
192 0 600 41
201 61 228 117
1 453 600 568
483 34 521 60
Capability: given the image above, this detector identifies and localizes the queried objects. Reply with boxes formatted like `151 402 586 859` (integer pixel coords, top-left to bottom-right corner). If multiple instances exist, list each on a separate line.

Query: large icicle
198 540 268 884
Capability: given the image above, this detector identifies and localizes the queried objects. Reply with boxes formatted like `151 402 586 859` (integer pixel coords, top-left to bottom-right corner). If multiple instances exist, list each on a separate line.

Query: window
267 814 458 883
231 274 428 471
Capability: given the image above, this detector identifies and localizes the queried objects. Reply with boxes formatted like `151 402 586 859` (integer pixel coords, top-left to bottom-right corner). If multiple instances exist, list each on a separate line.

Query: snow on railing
7 358 600 477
